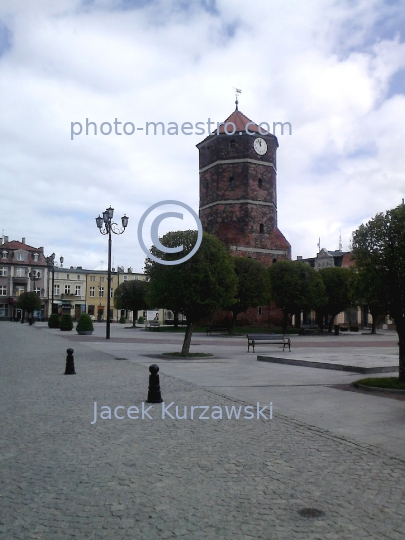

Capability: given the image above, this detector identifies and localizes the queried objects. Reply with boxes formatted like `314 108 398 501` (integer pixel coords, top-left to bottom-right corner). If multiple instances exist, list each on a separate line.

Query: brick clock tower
197 105 291 266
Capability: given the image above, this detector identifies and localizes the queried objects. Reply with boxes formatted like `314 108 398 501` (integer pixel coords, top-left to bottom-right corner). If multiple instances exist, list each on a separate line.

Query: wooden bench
206 325 231 336
146 321 161 331
299 324 321 335
246 334 291 353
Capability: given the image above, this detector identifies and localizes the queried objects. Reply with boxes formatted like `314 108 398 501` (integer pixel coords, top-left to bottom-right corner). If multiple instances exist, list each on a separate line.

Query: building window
33 253 39 261
65 285 71 294
0 304 7 316
88 305 95 316
0 267 8 276
99 287 104 297
135 276 138 280
259 224 264 233
15 286 24 296
0 286 7 295
206 181 209 192
17 254 24 261
100 276 104 282
229 177 234 189
75 285 81 296
90 276 95 282
54 284 60 295
230 139 236 149
110 288 114 298
258 306 262 316
2 251 8 259
123 275 128 281
90 286 95 297
34 287 41 295
258 178 263 188
77 275 81 280
16 267 25 277
66 274 70 280
55 273 59 279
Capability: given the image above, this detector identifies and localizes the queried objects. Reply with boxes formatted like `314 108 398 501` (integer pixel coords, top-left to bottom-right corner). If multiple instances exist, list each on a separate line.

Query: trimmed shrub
119 316 126 324
48 314 60 328
59 314 73 331
76 313 94 333
138 316 144 324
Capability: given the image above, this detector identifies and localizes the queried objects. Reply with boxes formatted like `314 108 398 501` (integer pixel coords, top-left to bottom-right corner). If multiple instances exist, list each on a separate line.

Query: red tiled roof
2 241 39 251
215 109 261 134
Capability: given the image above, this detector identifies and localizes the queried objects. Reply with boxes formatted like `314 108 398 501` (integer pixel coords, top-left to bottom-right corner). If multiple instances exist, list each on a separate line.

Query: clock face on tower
253 137 267 155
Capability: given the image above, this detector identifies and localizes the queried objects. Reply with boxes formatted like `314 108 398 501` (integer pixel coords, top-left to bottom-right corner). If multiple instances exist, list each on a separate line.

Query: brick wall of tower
198 131 290 266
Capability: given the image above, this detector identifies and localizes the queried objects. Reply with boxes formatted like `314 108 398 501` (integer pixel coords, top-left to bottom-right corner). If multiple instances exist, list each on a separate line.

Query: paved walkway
1 322 405 539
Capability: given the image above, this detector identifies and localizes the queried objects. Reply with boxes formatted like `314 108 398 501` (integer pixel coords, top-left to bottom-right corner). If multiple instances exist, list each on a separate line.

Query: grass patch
353 377 405 390
162 352 214 358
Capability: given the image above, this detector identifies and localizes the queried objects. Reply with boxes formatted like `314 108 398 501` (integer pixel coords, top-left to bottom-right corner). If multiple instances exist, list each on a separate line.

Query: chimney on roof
22 237 26 244
4 236 8 243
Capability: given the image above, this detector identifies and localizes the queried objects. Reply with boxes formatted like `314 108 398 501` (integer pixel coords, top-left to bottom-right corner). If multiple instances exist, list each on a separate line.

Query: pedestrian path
2 322 405 539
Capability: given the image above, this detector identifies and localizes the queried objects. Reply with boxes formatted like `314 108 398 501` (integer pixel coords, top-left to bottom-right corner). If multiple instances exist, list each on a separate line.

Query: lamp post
96 206 129 339
46 254 64 316
29 269 41 293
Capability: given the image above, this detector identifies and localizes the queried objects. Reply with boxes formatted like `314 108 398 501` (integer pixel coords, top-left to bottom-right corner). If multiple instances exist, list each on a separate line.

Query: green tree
225 257 268 333
352 204 405 381
114 280 148 327
16 292 41 319
268 260 326 333
350 267 387 334
318 267 353 332
145 230 238 355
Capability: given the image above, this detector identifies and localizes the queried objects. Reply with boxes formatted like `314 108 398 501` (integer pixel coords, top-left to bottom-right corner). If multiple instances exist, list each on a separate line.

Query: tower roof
216 109 261 134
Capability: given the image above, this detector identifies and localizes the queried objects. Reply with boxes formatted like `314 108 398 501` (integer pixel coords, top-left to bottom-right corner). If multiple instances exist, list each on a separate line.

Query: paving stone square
1 322 405 539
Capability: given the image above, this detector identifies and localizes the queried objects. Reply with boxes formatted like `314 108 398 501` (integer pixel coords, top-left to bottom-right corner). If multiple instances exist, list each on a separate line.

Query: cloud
0 0 404 270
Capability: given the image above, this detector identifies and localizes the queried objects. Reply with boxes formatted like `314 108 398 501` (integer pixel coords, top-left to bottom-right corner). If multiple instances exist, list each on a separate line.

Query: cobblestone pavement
2 323 405 539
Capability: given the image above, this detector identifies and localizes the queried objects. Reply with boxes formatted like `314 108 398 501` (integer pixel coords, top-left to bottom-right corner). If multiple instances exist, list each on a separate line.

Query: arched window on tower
258 178 263 188
229 177 234 189
259 224 264 233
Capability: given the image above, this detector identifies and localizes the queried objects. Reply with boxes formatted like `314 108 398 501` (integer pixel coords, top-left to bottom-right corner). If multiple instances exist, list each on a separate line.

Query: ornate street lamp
45 254 63 316
95 206 129 339
29 270 41 293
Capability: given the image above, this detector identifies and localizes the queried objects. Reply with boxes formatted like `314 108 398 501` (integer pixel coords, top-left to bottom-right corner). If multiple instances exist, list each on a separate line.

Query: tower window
258 178 263 188
230 139 236 149
229 177 234 189
259 224 264 233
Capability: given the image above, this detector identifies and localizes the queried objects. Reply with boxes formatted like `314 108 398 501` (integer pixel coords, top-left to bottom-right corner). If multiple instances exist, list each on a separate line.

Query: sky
0 0 404 272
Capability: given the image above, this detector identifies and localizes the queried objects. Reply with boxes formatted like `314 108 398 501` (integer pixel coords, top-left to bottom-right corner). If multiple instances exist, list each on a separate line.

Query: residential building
0 236 49 320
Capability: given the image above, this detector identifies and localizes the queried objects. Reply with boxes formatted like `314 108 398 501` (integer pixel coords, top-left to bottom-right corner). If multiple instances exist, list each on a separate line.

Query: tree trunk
328 314 336 333
282 311 288 334
397 322 405 383
371 314 377 334
230 311 239 335
173 311 179 329
181 322 194 355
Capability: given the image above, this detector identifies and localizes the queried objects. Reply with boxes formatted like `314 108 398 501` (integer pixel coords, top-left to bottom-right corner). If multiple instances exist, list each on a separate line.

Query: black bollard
147 364 163 403
64 348 76 375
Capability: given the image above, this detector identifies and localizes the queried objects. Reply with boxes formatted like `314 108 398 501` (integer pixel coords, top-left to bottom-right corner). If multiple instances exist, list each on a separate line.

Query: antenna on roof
233 88 242 110
317 237 321 252
339 230 342 251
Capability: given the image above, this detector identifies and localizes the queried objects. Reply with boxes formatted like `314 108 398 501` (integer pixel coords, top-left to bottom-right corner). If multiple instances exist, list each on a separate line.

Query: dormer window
1 251 7 259
17 253 24 261
33 253 39 261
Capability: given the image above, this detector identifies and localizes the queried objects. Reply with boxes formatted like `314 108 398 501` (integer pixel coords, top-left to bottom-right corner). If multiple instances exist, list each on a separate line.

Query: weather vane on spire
233 88 242 110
